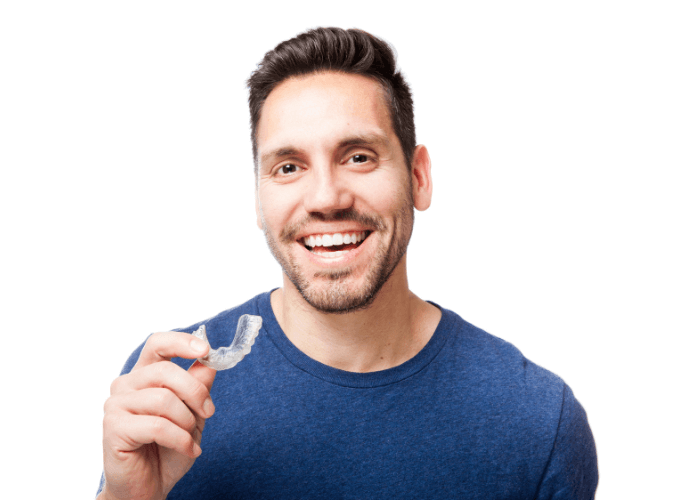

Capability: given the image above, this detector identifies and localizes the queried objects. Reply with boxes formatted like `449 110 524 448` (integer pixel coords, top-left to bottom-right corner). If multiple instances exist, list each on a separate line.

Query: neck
270 257 441 373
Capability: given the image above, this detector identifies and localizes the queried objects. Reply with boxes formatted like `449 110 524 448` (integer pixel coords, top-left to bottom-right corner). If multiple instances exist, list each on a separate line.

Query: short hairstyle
247 27 415 173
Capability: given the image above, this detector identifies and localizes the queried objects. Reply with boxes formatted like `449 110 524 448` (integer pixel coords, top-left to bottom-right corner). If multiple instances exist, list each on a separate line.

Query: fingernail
193 442 202 457
191 338 209 354
203 397 215 417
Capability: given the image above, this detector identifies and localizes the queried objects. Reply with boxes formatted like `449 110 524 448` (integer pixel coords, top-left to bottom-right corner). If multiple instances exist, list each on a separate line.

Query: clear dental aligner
192 314 263 371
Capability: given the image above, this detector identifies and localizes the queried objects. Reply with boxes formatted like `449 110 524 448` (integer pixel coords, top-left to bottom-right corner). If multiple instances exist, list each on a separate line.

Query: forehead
257 72 394 159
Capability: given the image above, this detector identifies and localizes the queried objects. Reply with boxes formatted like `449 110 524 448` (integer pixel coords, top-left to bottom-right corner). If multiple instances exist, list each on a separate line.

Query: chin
297 281 379 314
290 262 397 314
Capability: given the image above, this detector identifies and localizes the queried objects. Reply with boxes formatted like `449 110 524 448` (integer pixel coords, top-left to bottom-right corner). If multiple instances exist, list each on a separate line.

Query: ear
255 187 263 230
411 145 433 211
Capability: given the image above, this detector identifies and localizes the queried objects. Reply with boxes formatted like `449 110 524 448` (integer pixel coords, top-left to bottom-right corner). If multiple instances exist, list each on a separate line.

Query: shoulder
432 306 598 496
433 306 574 441
438 306 566 399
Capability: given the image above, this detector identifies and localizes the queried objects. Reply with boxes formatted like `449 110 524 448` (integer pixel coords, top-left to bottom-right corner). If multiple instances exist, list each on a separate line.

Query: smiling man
257 71 421 316
254 70 439 373
98 28 597 500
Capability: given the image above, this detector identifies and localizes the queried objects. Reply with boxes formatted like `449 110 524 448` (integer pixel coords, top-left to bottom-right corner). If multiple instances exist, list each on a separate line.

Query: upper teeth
303 231 367 248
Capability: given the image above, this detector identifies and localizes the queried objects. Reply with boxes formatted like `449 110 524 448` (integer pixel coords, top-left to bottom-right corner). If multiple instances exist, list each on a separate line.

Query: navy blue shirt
100 291 597 499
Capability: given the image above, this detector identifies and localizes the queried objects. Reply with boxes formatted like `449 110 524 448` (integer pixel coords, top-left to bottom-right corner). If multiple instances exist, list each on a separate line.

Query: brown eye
350 154 368 164
280 164 298 175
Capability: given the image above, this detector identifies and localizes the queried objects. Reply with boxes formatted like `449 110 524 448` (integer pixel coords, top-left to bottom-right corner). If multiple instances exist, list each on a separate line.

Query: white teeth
319 250 347 258
303 231 368 249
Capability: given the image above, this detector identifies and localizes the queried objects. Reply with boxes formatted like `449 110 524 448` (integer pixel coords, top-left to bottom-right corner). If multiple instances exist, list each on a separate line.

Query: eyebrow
337 132 390 150
259 132 391 166
260 147 300 166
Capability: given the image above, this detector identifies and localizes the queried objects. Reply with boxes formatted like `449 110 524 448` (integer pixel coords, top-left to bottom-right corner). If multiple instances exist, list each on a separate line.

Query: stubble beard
262 204 414 314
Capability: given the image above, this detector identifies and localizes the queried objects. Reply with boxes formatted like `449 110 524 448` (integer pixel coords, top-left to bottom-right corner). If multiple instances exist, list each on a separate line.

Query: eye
349 154 369 164
277 163 299 175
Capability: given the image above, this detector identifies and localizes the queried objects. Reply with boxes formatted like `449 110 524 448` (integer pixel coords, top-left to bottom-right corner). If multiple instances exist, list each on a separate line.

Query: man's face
255 72 417 313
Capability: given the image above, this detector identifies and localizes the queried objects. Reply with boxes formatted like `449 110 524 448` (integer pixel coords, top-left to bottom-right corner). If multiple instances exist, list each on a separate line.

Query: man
99 28 597 499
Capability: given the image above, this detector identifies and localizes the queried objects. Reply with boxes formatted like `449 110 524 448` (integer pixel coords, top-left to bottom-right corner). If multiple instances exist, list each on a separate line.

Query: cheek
258 188 300 229
355 176 410 215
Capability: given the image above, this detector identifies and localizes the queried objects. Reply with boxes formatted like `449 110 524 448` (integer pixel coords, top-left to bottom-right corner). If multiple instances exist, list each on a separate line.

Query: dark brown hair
247 27 415 172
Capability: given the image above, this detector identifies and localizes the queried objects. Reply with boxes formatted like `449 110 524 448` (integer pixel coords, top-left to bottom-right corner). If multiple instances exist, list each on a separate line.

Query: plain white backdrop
1 1 698 498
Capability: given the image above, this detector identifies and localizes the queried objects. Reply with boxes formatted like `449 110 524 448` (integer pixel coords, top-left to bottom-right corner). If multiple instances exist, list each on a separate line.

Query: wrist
97 485 167 500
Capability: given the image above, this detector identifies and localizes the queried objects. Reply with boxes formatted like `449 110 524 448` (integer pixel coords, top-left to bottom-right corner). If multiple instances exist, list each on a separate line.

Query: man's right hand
99 331 217 500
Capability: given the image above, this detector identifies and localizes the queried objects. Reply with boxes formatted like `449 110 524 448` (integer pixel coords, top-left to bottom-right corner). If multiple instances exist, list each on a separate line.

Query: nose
303 166 353 215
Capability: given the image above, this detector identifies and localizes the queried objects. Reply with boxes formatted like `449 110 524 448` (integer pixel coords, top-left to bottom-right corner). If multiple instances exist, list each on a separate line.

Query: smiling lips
302 231 368 256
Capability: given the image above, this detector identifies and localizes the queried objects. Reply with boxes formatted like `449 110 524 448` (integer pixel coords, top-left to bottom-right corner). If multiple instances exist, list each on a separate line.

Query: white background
1 1 698 498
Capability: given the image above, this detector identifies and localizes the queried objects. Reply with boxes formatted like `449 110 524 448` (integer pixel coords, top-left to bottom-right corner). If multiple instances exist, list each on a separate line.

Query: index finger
133 330 210 370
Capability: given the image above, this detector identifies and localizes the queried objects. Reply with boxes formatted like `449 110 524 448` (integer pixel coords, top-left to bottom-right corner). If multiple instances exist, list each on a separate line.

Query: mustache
280 208 386 243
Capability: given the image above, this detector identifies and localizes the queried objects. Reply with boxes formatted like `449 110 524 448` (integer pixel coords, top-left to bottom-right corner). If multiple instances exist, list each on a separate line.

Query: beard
261 202 414 314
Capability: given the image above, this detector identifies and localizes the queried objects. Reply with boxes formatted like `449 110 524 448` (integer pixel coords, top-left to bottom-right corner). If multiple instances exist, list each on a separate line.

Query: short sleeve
535 384 598 499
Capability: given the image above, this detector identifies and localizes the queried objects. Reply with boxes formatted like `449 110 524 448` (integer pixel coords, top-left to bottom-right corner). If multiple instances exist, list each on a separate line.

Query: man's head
248 27 415 173
250 29 432 314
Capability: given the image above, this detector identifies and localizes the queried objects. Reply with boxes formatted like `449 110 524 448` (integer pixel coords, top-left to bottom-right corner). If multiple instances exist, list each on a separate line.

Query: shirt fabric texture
98 291 598 499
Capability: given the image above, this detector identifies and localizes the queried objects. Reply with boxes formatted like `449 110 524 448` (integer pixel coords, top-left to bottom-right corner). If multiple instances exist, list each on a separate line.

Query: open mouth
301 230 370 255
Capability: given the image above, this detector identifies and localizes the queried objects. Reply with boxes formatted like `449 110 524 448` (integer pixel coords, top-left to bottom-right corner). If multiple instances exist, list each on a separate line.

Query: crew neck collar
256 290 454 388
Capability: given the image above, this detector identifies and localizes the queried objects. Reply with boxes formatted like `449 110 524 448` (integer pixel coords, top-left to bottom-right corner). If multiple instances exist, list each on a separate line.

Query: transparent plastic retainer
192 314 263 371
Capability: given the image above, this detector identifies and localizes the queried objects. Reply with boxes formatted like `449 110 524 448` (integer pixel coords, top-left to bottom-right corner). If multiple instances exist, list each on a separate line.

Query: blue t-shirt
99 291 597 499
